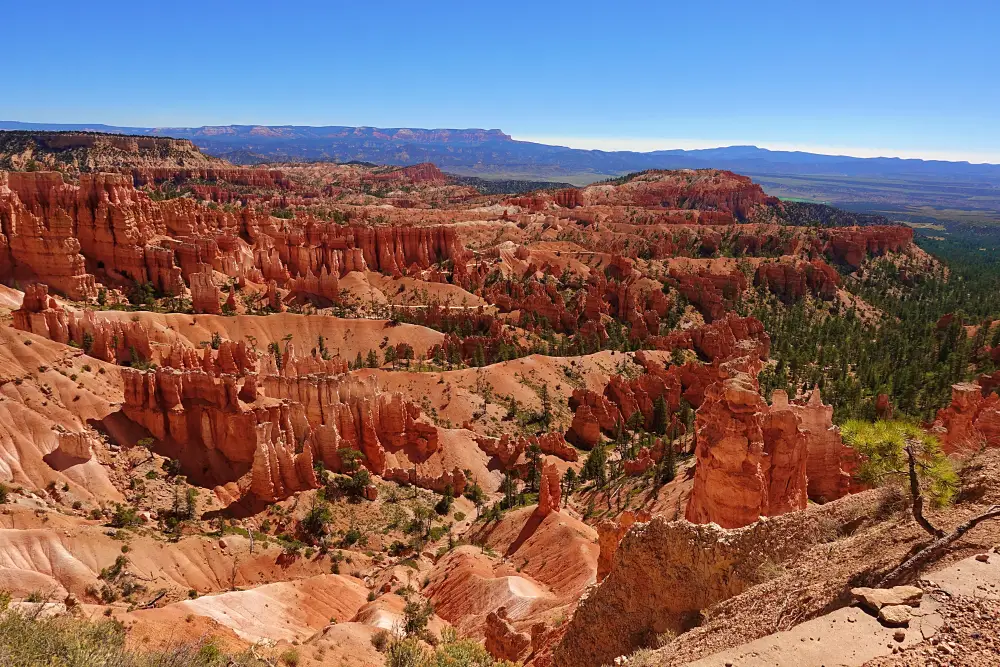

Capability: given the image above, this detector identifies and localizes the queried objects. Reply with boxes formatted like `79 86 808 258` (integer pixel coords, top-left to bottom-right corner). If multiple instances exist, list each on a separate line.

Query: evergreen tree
652 395 669 436
581 445 607 487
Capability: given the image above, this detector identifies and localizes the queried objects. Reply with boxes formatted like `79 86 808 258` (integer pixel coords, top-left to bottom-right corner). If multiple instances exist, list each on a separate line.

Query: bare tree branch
878 504 1000 587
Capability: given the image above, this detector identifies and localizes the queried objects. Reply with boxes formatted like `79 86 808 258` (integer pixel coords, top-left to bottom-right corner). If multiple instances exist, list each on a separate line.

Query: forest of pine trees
752 238 1000 422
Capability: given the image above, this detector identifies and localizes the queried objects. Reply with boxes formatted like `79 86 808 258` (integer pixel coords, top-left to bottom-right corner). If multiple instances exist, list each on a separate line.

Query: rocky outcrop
477 432 578 467
130 166 290 190
685 375 808 528
780 389 859 502
554 495 881 667
596 510 651 581
0 172 97 299
1 170 470 310
566 402 603 449
383 466 467 497
566 316 770 450
249 420 318 502
190 267 222 314
536 460 561 516
876 393 894 420
567 390 622 449
56 431 95 460
754 259 840 301
120 344 442 501
485 607 532 663
264 373 439 477
12 284 153 364
536 432 578 462
362 162 448 186
823 226 914 268
932 382 1000 452
286 266 340 304
576 169 778 220
670 268 746 322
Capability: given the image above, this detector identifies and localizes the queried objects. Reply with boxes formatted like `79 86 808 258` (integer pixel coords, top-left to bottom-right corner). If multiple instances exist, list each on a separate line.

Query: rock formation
781 389 859 502
554 495 881 667
571 169 779 220
823 226 914 268
190 267 222 314
119 340 443 501
754 259 840 301
536 460 561 516
685 375 808 528
485 608 532 663
595 510 651 581
12 284 154 363
933 382 1000 452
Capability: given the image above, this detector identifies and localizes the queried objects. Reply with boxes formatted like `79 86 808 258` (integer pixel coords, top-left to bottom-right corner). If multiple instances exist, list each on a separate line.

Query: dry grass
0 595 269 667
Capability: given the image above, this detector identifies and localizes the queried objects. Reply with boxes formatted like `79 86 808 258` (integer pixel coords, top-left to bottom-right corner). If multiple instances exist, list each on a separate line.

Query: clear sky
5 0 998 162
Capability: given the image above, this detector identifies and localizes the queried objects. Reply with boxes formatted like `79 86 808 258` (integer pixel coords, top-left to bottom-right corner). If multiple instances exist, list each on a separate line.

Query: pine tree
652 395 669 436
540 385 553 427
582 445 607 487
661 440 676 483
525 444 542 492
561 468 577 506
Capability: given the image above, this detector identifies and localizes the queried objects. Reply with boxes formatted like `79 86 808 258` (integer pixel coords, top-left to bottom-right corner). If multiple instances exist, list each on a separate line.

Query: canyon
0 132 997 667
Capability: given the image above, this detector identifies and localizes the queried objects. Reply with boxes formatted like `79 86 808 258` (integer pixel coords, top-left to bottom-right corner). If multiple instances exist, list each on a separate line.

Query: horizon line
2 120 998 166
514 135 1000 166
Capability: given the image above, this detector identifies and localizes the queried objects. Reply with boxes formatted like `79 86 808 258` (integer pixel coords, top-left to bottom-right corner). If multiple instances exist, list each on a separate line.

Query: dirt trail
684 551 1000 667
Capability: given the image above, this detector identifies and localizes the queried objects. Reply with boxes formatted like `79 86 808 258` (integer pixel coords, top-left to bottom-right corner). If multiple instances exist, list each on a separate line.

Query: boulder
851 586 923 612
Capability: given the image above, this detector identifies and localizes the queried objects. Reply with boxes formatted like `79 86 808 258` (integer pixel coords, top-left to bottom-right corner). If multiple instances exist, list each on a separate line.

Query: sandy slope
88 310 445 362
425 506 598 637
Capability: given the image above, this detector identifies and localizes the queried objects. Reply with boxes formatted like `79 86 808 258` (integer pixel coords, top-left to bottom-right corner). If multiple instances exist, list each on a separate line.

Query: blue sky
5 0 998 162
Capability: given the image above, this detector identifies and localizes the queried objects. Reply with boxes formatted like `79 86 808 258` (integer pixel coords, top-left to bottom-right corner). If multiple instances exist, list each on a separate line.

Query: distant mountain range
3 121 1000 230
3 120 998 180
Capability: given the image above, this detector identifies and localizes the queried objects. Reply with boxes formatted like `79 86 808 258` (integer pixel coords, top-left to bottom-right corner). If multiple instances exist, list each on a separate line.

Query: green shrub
0 603 272 665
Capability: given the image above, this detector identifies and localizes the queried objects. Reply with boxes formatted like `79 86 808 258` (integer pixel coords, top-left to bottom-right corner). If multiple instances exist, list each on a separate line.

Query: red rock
823 226 913 268
567 403 602 450
933 382 1000 452
0 172 97 299
685 374 808 528
536 460 561 516
754 259 840 301
779 389 858 503
576 170 778 220
876 393 894 420
190 266 222 314
485 607 532 663
596 510 651 581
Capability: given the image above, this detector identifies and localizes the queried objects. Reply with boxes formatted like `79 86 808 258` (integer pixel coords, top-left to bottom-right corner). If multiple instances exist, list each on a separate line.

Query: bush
434 494 453 516
385 637 427 667
371 628 391 652
404 598 434 637
0 603 272 665
301 499 333 540
109 503 142 528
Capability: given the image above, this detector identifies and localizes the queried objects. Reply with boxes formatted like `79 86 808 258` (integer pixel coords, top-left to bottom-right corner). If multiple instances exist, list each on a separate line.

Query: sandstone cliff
554 495 883 667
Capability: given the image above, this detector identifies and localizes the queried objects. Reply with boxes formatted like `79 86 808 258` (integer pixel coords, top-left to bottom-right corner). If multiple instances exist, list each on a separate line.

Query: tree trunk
878 504 1000 587
906 444 945 538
